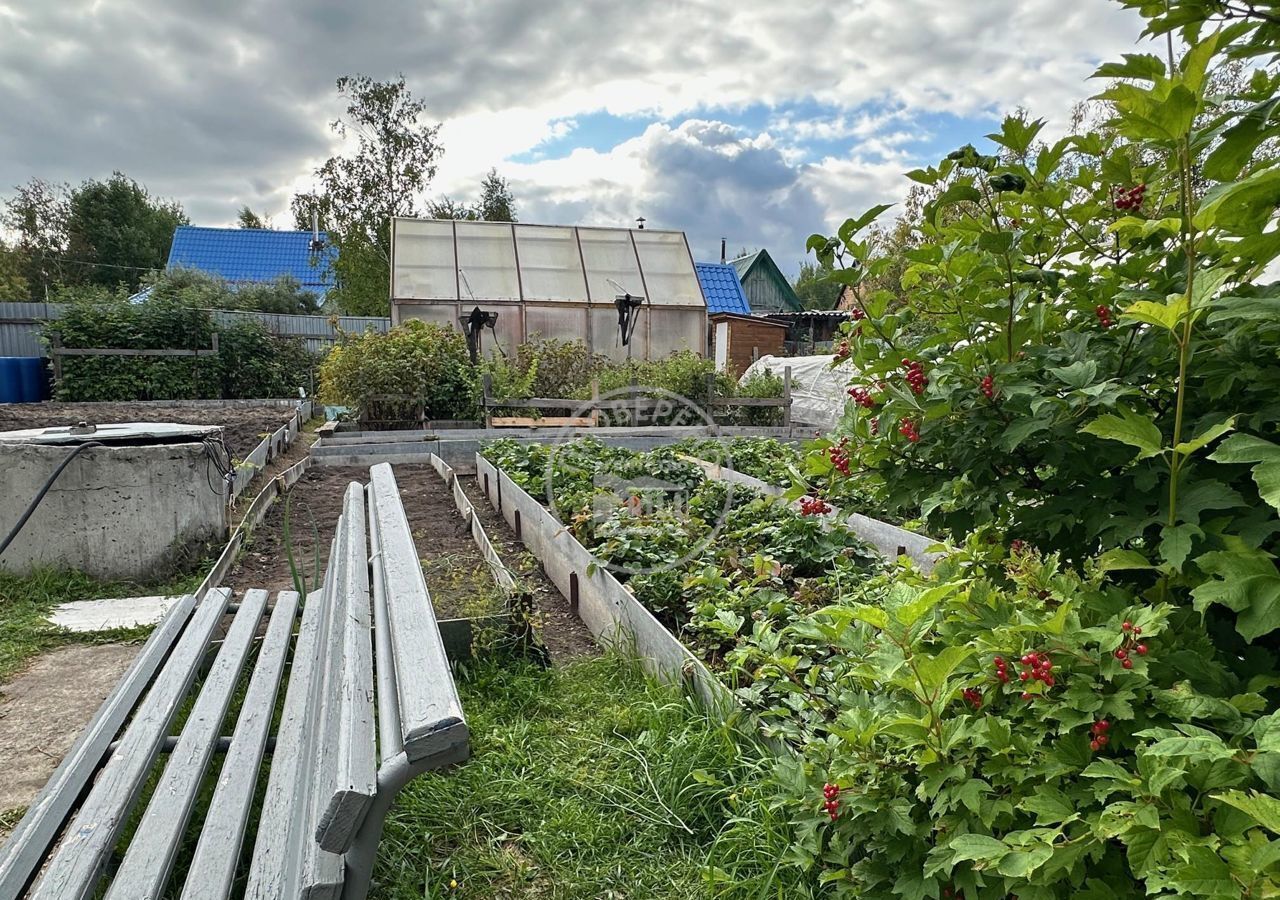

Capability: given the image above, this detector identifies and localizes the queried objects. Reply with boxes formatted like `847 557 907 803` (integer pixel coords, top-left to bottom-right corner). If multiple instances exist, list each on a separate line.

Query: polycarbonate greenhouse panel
577 229 645 306
513 226 588 302
632 230 704 306
392 218 705 310
392 219 458 300
455 221 520 302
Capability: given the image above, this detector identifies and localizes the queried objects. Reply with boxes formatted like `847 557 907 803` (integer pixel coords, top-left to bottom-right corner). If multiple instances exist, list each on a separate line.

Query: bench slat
368 463 468 761
181 590 301 900
29 589 233 900
315 484 376 853
0 594 198 900
368 493 403 765
244 588 327 900
105 588 270 899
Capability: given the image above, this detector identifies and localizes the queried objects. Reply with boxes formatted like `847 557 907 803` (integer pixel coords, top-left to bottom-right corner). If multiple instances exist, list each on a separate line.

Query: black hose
0 440 103 558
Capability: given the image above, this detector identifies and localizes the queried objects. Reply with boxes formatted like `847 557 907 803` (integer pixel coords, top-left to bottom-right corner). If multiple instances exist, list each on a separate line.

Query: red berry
1122 658 1134 669
1090 739 1101 751
1136 644 1148 656
1122 621 1132 632
1133 626 1142 635
1021 691 1033 701
994 656 1004 666
1114 648 1127 660
1097 734 1108 746
1095 720 1110 732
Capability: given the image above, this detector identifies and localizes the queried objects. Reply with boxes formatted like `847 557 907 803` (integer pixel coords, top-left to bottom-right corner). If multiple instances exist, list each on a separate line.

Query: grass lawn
375 654 770 900
0 566 206 682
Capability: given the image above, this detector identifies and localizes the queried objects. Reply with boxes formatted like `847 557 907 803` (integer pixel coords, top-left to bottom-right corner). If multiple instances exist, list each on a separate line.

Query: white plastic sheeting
742 354 855 433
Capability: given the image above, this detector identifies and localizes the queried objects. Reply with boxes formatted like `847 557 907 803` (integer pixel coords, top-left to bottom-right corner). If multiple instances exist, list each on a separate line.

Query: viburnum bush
806 7 1280 654
757 533 1280 899
716 4 1280 898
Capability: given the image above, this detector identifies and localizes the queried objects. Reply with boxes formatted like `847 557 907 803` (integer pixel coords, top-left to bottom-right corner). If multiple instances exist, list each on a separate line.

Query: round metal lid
0 422 224 445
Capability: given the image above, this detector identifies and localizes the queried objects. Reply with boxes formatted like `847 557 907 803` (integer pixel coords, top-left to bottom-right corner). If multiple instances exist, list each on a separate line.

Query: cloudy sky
0 0 1150 275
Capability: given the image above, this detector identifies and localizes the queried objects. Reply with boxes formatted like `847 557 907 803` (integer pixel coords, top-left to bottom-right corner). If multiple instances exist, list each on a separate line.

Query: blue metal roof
695 262 751 315
167 226 337 294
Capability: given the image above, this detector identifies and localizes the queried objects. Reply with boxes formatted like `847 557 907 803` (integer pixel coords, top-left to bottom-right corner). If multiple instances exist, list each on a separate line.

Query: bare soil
0 402 298 460
222 465 503 620
460 476 599 664
0 643 141 839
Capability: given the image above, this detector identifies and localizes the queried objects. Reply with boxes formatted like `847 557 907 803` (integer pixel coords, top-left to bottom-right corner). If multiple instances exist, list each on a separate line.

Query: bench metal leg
340 745 470 900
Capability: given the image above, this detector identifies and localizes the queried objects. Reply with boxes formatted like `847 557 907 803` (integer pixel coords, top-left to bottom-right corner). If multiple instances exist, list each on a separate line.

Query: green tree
64 172 187 292
426 196 476 220
476 168 516 222
3 178 69 300
792 258 837 309
292 73 444 317
0 239 30 300
237 206 269 229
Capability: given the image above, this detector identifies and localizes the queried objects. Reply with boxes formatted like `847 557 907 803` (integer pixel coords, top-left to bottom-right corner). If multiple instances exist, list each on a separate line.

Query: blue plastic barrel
17 357 46 402
0 358 21 404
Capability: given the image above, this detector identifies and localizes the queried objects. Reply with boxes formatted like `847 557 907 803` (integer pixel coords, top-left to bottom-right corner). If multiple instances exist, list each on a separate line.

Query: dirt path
0 643 141 839
460 476 599 664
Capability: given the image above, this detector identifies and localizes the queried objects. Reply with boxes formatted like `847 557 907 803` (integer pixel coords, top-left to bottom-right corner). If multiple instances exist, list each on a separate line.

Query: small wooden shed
709 313 790 379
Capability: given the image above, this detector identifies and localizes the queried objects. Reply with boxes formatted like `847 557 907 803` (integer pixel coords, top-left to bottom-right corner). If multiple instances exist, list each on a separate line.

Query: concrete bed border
420 453 525 661
678 455 945 573
474 453 772 745
228 399 314 501
311 424 798 471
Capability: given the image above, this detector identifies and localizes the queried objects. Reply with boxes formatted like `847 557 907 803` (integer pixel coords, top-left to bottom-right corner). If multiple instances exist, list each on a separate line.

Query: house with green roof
729 249 803 314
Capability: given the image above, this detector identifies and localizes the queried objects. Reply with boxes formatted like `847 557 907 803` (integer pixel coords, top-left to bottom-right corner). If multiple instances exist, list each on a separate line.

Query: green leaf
1209 433 1280 512
839 204 893 243
1159 523 1201 571
1215 791 1280 835
1049 360 1098 390
996 843 1054 879
914 646 973 694
1121 297 1188 333
988 116 1046 156
1099 548 1156 571
926 183 982 225
1174 417 1236 456
948 833 1009 865
977 230 1014 254
1171 846 1235 897
1092 53 1167 82
1081 407 1164 460
997 418 1050 452
1021 786 1076 825
894 583 957 627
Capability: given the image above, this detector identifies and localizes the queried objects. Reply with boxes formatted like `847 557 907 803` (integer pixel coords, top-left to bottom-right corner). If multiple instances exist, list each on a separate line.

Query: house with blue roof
694 261 788 377
166 225 338 300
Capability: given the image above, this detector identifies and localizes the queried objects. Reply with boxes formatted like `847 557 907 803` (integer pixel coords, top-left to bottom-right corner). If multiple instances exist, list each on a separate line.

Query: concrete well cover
0 422 222 445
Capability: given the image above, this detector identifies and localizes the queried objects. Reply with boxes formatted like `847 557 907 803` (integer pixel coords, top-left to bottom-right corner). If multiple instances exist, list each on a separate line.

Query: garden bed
0 401 301 460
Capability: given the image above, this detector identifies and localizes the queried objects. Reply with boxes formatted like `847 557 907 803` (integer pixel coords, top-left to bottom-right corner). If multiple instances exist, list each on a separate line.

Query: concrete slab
49 595 181 633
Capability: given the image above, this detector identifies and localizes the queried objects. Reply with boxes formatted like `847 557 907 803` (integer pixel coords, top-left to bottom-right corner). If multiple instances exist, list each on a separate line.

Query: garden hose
0 440 103 558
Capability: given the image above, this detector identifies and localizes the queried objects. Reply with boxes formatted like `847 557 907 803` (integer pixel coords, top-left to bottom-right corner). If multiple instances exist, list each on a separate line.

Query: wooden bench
0 463 467 900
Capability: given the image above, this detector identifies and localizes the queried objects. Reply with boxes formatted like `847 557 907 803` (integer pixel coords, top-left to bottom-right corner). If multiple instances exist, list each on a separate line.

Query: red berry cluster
962 687 983 709
827 438 851 476
1114 183 1146 212
800 496 832 516
993 655 1010 684
1017 650 1055 699
834 339 851 362
1089 719 1111 752
1096 305 1114 329
898 419 920 442
850 306 866 321
980 374 995 400
901 358 928 395
848 386 877 409
869 417 879 436
1114 620 1148 669
822 782 841 821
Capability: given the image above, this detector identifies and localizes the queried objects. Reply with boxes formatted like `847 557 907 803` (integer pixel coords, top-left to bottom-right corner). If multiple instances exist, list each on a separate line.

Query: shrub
318 319 475 422
47 295 314 401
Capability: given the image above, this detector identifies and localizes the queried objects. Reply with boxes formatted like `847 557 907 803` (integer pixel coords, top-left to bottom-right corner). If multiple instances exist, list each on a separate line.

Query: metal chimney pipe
720 238 726 263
